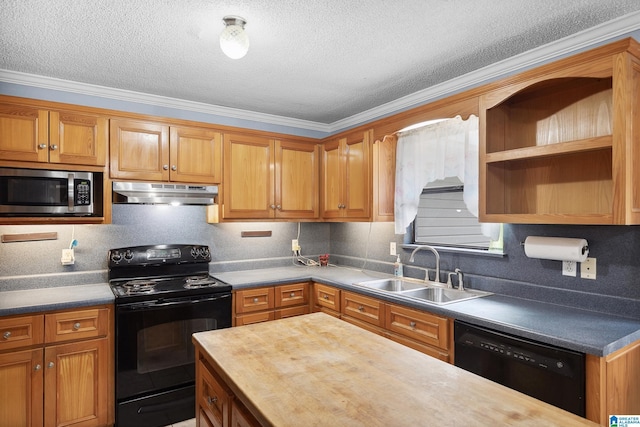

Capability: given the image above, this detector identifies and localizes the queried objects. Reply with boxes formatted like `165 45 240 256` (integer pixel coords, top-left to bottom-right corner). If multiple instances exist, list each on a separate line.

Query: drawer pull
290 292 295 297
206 396 218 405
47 362 54 369
322 294 329 300
73 322 81 331
253 297 259 303
2 331 11 339
34 364 41 371
358 305 365 312
409 321 417 328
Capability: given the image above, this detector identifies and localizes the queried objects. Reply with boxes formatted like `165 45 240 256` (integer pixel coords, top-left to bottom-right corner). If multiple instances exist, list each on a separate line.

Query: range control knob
124 250 134 262
110 251 122 264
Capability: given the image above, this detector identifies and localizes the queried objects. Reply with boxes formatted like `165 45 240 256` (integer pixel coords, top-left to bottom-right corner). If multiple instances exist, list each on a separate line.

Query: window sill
400 244 506 258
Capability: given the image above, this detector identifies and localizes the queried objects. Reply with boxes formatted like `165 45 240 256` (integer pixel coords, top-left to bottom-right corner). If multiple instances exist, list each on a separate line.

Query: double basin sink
353 277 491 305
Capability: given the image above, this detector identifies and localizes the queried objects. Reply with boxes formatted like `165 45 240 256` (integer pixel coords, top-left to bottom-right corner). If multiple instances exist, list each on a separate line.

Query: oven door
115 293 231 425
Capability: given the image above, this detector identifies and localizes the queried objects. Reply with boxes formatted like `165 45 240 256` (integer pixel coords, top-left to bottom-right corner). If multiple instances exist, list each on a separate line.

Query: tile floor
164 418 196 427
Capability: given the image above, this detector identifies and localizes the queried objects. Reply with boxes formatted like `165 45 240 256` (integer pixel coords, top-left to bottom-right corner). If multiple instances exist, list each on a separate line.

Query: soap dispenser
394 255 404 277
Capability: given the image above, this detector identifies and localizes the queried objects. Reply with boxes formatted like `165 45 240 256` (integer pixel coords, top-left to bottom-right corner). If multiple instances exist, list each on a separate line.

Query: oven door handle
120 294 231 310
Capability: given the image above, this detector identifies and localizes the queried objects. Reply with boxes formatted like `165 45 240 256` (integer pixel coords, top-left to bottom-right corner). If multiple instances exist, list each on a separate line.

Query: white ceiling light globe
220 17 249 59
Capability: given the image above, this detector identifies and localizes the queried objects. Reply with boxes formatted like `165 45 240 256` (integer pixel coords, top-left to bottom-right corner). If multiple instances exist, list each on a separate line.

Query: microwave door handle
67 173 75 212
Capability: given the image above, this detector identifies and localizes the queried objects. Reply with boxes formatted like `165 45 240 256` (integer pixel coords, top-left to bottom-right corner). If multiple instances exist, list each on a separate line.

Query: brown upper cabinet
0 103 107 166
479 38 640 224
110 118 222 184
222 133 320 220
321 129 372 220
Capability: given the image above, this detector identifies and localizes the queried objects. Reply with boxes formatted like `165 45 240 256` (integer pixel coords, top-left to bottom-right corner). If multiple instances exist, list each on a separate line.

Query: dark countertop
212 265 640 357
1 264 638 356
0 283 114 315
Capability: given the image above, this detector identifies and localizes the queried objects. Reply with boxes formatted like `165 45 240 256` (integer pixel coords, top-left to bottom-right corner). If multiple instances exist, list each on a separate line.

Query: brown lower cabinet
196 357 260 427
0 305 113 427
233 282 310 326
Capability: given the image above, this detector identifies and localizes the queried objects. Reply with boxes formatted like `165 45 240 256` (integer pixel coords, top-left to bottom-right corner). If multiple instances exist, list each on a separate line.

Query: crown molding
329 10 640 133
1 10 639 137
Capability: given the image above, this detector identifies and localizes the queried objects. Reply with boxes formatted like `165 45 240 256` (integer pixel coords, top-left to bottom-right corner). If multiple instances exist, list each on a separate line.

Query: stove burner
183 275 217 289
122 280 158 294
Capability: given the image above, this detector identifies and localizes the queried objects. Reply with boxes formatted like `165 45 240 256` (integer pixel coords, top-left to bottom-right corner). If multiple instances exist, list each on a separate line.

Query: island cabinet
233 282 311 326
0 305 113 427
479 38 640 224
313 284 452 362
0 101 108 167
222 134 320 220
110 118 222 183
321 129 372 220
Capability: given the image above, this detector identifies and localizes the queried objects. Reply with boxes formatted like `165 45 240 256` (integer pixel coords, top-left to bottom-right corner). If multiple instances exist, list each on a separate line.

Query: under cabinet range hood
112 182 218 205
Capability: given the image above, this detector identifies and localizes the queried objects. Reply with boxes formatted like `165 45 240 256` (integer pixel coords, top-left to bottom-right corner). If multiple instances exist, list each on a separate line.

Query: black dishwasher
454 320 585 416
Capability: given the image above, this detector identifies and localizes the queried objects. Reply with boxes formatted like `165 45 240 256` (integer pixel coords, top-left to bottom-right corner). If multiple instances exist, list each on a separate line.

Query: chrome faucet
409 245 441 283
455 268 464 291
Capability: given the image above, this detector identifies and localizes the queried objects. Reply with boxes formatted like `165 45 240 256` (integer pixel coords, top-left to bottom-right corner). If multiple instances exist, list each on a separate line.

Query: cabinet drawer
385 331 450 363
314 283 340 312
198 360 232 427
235 311 275 326
235 288 275 314
275 305 310 320
385 304 450 351
341 291 385 327
275 282 309 308
44 308 109 343
0 314 45 352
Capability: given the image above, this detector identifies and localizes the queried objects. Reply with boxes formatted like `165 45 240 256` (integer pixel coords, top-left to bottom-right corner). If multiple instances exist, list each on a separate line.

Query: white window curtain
394 114 497 238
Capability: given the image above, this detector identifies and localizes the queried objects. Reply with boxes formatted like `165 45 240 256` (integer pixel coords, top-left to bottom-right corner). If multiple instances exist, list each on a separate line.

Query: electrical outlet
562 261 576 277
581 257 596 280
291 239 300 252
61 249 74 265
390 242 396 256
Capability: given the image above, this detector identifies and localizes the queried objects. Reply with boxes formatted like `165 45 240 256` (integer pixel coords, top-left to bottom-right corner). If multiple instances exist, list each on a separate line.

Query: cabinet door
320 138 343 218
275 139 320 219
0 348 43 427
170 126 222 184
110 118 170 181
342 130 371 219
0 103 49 163
43 338 109 427
223 133 274 219
230 400 260 427
49 111 107 166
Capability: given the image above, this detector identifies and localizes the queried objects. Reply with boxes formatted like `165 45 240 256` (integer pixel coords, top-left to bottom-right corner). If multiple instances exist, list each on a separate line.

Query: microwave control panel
74 179 92 205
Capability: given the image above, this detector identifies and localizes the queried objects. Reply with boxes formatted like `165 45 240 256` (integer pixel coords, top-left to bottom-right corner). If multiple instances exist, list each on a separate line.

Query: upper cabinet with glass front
479 38 640 225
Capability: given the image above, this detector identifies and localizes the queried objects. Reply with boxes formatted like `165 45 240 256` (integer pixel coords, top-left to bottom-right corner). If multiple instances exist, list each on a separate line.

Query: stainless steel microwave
0 167 96 216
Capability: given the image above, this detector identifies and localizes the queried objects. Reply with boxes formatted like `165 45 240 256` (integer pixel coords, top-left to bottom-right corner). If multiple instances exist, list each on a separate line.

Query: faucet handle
446 272 456 288
455 268 464 291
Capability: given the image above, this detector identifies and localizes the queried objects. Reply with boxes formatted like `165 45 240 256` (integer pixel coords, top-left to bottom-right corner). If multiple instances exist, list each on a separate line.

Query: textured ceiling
2 0 640 125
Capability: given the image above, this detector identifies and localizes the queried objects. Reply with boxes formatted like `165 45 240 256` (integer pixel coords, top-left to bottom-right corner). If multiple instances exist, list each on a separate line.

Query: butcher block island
192 313 596 427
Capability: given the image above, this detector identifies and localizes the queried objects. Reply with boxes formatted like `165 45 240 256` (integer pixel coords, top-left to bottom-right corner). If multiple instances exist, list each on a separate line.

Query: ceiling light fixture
219 16 249 59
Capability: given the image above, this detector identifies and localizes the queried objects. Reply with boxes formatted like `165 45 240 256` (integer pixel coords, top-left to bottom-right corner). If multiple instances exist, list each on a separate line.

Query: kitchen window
412 177 503 254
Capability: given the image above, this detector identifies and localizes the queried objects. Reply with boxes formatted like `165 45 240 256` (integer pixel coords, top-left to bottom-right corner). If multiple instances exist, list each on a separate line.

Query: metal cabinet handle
163 164 169 170
49 144 58 150
358 305 364 312
322 294 329 300
38 144 47 149
47 362 54 369
290 292 295 298
2 331 10 339
276 205 281 210
409 321 417 328
34 364 42 371
270 204 276 209
253 297 259 303
171 165 177 171
73 322 81 331
207 396 218 405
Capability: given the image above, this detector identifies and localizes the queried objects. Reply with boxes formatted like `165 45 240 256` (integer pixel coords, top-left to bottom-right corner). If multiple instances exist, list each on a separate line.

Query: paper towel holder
522 236 589 262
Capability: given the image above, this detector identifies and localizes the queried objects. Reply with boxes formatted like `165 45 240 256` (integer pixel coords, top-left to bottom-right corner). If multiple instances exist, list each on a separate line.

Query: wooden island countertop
192 312 597 427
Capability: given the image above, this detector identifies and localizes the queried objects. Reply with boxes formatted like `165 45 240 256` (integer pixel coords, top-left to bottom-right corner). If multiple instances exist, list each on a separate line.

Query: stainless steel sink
401 287 490 305
353 278 491 305
353 278 426 292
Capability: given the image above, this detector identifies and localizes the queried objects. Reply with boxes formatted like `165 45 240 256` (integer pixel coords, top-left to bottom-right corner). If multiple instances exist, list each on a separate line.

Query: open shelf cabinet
479 39 640 225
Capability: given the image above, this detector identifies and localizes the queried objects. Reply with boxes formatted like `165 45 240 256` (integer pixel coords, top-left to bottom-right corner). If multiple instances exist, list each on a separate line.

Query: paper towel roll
524 236 589 262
